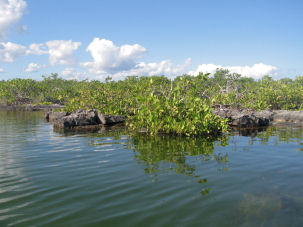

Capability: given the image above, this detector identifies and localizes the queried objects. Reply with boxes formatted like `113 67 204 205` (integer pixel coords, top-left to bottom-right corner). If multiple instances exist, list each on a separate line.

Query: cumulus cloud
0 0 27 40
189 63 278 79
61 67 88 80
0 40 81 63
82 38 146 74
25 62 46 72
102 58 192 80
46 40 81 65
0 42 46 63
26 43 48 55
0 41 26 62
81 38 192 80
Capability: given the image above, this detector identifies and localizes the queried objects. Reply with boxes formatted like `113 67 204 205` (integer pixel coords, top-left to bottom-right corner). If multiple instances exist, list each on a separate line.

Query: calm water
0 111 303 226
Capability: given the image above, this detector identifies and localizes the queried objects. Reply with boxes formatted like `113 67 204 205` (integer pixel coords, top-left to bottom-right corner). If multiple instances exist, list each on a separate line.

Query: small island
1 71 302 137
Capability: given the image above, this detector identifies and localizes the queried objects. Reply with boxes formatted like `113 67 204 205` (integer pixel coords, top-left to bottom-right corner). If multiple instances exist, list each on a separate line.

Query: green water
0 110 303 226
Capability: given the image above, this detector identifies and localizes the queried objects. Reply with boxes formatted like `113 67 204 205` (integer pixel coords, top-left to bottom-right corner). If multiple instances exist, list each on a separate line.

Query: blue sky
0 0 302 80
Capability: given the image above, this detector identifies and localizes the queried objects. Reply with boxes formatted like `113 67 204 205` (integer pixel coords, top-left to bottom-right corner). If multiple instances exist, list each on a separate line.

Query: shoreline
213 108 303 127
1 105 303 132
0 104 64 111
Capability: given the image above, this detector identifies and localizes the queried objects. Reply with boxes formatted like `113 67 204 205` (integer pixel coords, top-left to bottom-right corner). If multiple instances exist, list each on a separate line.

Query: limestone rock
45 111 69 122
273 110 303 123
53 109 100 128
98 113 125 125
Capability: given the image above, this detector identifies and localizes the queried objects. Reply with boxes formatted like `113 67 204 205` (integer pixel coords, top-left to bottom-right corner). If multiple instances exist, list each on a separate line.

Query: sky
0 0 302 80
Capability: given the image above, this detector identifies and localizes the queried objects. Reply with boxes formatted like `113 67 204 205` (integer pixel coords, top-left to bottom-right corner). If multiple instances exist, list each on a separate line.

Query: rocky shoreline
45 109 126 128
43 107 303 130
2 104 303 130
213 108 303 127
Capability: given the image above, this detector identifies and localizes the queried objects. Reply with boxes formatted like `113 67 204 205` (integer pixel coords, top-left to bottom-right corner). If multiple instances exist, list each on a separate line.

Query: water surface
0 111 303 226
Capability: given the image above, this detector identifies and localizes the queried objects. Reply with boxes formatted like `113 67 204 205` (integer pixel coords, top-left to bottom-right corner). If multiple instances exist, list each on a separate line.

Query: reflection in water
231 126 303 144
131 134 229 195
230 127 268 137
2 110 302 226
257 126 303 144
53 123 127 136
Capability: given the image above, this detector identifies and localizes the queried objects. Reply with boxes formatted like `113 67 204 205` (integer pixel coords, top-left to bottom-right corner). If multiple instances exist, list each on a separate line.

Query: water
0 111 303 226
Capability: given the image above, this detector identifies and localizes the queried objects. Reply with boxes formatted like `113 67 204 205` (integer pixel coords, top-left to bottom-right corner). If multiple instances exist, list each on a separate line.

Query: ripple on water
1 111 303 226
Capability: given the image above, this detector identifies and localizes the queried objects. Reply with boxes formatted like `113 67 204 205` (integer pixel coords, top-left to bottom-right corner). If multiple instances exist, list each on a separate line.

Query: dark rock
254 110 274 122
45 111 69 122
98 113 125 125
48 109 126 129
53 109 100 128
213 108 271 128
213 108 242 120
230 114 270 128
214 107 303 128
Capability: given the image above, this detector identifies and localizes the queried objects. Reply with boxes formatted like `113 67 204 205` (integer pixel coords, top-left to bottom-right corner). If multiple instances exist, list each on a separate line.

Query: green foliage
0 74 81 105
0 78 40 105
128 77 228 137
1 71 303 136
131 133 229 177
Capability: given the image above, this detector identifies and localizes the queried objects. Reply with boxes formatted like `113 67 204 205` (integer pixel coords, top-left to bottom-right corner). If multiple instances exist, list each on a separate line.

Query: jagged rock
98 113 125 125
213 108 271 128
213 107 303 128
48 109 126 129
213 108 242 120
230 114 270 128
254 110 274 122
45 111 69 122
53 109 100 128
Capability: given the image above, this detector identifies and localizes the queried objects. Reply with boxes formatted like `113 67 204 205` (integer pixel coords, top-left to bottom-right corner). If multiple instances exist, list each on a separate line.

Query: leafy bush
1 71 303 136
128 79 228 137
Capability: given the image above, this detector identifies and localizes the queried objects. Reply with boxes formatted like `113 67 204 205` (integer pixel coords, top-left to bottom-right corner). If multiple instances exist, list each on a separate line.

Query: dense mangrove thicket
1 70 303 136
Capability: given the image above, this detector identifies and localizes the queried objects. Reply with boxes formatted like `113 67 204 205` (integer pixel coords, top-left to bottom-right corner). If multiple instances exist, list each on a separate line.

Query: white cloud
189 63 278 79
94 58 191 81
0 68 4 73
26 43 48 55
25 62 46 72
61 67 88 80
114 58 191 79
0 41 26 62
0 40 81 63
46 40 81 65
81 38 192 80
82 38 146 74
0 0 27 40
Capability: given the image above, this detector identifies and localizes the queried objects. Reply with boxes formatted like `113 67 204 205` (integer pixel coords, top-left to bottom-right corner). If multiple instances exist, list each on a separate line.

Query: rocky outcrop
52 110 100 128
98 113 126 125
46 109 126 129
45 108 303 130
45 111 69 122
213 108 303 128
230 114 270 127
213 108 272 128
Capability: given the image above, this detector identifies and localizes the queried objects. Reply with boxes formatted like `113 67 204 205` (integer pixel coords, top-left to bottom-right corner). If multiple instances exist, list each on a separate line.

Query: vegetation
0 70 303 136
130 134 229 194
